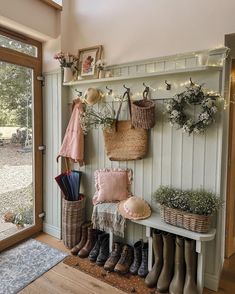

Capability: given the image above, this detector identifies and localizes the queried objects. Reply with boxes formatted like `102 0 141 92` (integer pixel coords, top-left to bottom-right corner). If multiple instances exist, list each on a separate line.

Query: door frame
0 27 43 251
225 58 235 258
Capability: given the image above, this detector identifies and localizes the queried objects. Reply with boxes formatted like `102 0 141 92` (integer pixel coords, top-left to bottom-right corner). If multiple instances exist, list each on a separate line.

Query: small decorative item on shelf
165 81 220 135
154 186 223 233
96 59 106 79
54 52 78 83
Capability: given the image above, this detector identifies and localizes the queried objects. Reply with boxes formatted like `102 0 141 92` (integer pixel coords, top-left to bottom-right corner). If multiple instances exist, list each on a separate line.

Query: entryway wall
42 48 228 291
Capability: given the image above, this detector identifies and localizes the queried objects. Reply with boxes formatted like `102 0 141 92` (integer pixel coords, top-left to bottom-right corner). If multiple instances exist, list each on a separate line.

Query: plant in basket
153 186 223 233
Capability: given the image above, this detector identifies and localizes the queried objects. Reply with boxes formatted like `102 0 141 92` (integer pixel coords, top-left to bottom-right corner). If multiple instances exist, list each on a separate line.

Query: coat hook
106 86 113 95
75 89 83 96
189 77 194 86
123 84 130 92
165 80 171 90
143 82 150 98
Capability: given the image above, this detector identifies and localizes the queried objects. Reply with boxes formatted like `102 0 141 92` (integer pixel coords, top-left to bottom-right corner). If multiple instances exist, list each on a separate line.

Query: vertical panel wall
43 70 62 238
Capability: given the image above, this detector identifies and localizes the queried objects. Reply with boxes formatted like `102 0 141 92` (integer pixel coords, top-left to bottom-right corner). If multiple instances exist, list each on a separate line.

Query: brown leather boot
183 239 199 294
145 230 163 288
157 233 175 293
169 236 185 294
104 242 122 272
70 222 91 255
114 244 134 275
78 228 98 258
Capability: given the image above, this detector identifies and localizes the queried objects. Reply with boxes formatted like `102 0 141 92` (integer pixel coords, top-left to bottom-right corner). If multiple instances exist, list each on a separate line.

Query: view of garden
0 35 35 239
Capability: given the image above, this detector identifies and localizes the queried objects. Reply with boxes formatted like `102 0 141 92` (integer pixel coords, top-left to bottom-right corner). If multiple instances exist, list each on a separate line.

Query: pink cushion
93 168 133 205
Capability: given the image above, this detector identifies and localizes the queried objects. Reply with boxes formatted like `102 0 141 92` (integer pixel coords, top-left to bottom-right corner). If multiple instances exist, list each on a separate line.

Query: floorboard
18 233 235 294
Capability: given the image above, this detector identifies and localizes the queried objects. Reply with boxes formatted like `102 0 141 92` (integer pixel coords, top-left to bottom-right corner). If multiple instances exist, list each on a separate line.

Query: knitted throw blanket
91 203 126 237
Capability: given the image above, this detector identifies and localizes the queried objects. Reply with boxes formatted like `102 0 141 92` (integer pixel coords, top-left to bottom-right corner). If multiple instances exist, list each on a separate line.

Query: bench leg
196 240 206 294
146 226 153 271
109 229 113 253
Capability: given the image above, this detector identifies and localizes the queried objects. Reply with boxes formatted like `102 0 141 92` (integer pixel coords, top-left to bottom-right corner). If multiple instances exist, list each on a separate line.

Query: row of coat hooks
75 77 196 100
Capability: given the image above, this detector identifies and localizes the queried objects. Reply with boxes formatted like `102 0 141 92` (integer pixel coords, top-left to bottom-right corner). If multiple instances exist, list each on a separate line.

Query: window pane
0 34 37 57
0 61 34 240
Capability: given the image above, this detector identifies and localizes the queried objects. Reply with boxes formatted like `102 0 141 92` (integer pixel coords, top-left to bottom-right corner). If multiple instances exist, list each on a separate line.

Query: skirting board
204 267 222 292
43 223 61 239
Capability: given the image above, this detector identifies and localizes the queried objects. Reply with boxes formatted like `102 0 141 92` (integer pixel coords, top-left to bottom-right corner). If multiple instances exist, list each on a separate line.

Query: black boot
88 232 109 262
138 242 149 278
96 234 110 266
129 240 142 275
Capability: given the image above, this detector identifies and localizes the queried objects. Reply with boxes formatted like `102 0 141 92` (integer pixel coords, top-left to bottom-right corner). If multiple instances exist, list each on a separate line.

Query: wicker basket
132 99 155 129
62 195 86 249
160 205 211 233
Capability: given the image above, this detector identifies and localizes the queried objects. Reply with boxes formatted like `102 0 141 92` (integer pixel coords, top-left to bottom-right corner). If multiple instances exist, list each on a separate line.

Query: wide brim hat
83 88 101 105
118 196 151 220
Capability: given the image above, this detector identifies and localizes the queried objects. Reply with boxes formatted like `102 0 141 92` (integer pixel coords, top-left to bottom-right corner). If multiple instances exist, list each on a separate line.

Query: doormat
0 239 68 294
63 255 156 294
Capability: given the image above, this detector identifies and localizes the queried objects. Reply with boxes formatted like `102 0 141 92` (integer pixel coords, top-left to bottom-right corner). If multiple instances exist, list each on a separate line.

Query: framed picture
78 45 103 78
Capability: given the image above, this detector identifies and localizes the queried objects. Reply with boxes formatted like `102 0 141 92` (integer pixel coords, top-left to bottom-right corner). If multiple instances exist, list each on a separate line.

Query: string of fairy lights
94 79 228 110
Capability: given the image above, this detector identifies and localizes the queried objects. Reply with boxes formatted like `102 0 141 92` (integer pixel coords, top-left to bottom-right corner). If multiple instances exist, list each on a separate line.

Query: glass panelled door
0 28 42 251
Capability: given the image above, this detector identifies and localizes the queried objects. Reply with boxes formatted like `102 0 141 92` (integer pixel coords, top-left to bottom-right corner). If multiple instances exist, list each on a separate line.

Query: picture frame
77 45 103 79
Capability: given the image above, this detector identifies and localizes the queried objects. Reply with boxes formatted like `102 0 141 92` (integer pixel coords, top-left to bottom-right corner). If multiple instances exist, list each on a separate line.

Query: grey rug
0 238 68 294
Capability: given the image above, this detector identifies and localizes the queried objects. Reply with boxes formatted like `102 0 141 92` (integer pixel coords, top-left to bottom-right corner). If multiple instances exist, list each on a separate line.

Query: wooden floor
19 233 235 294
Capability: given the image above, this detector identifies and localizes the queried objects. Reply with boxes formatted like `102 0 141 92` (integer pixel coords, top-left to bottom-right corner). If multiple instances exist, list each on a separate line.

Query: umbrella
55 170 82 201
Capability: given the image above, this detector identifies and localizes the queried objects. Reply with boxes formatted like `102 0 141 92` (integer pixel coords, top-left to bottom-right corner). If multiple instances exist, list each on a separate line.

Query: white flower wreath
165 84 219 135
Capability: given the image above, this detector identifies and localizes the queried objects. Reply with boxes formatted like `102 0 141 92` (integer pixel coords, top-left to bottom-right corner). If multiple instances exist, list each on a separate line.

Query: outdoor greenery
0 35 34 127
154 186 223 215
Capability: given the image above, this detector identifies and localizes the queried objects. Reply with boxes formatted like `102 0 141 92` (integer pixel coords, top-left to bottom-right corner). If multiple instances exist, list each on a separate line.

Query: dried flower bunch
165 84 219 135
96 59 106 71
80 103 115 134
54 52 78 68
154 186 223 216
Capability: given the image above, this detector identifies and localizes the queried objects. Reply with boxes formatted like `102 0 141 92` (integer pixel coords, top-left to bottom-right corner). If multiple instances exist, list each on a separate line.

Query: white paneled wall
43 70 62 238
43 50 227 291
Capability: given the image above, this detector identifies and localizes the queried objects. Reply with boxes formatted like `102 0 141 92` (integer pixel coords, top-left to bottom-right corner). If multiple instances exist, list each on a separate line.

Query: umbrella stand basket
62 194 86 249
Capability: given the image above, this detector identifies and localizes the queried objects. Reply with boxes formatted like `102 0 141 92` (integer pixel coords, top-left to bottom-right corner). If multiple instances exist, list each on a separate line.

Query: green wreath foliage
165 84 219 134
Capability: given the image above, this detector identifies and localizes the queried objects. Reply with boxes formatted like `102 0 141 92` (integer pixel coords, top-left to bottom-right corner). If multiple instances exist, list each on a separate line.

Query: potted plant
54 52 78 83
153 186 223 233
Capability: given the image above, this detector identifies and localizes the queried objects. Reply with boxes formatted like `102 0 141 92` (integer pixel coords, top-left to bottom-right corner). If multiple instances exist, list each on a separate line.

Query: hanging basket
160 205 211 233
131 89 156 130
62 195 86 248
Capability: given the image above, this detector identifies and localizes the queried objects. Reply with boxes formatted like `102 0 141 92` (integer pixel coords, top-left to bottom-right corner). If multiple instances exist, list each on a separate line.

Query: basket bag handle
115 89 133 130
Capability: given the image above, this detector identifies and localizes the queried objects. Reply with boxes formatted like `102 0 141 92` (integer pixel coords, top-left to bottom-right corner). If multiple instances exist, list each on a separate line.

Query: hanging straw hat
83 88 101 105
118 196 151 220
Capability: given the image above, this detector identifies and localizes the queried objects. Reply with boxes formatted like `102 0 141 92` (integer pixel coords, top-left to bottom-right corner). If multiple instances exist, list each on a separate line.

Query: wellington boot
129 240 142 275
183 239 199 294
169 236 185 294
145 230 163 288
70 222 91 255
138 242 149 277
157 233 175 293
78 228 98 258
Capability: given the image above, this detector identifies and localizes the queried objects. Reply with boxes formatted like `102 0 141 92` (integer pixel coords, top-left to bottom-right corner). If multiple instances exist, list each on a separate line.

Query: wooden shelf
63 66 222 87
132 212 216 242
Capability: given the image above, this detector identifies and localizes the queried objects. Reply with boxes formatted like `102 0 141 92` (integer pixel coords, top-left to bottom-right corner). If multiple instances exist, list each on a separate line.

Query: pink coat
57 98 84 166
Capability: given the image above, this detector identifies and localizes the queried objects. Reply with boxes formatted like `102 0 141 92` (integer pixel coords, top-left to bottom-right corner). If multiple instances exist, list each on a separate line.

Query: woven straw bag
132 87 156 129
103 90 148 161
62 195 86 248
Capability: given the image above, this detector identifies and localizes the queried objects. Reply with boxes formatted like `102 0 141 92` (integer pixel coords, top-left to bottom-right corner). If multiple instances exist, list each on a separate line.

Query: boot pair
104 242 134 275
129 240 149 277
145 230 174 293
71 222 99 258
169 237 198 294
88 233 109 266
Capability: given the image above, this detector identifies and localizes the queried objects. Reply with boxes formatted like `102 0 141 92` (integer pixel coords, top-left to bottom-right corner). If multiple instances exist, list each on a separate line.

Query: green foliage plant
154 186 223 216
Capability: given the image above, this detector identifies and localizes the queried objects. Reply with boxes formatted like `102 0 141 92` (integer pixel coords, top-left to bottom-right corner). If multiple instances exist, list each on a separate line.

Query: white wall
65 0 235 65
0 0 60 40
